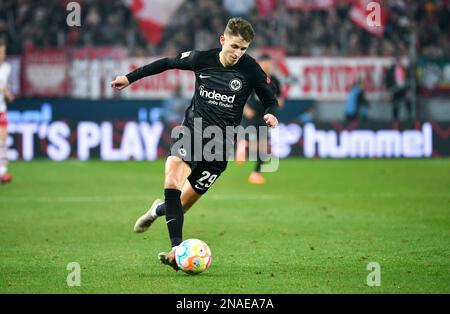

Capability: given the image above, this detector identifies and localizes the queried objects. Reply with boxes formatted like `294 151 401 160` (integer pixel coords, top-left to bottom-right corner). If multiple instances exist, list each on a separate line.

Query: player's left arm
252 66 279 128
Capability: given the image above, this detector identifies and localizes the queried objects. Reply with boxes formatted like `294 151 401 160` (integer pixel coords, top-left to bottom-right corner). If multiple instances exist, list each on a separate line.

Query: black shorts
169 125 228 195
185 160 228 195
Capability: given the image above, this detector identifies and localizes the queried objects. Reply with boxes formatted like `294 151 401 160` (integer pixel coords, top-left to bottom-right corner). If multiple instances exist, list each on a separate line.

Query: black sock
164 189 183 248
155 203 166 216
255 156 263 172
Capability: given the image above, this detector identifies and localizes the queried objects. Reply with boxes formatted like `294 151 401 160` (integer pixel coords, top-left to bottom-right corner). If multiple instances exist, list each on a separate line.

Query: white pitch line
2 195 151 203
208 194 279 200
2 194 280 203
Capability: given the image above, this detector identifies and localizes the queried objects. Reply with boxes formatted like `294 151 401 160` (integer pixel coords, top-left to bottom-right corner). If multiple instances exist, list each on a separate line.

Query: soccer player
236 53 284 184
0 39 14 184
111 18 278 271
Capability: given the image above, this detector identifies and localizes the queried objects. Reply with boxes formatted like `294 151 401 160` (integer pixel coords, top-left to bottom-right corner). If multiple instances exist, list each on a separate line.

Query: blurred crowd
0 0 449 57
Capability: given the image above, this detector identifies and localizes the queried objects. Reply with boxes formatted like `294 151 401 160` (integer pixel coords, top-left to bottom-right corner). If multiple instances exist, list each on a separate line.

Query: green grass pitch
1 159 449 293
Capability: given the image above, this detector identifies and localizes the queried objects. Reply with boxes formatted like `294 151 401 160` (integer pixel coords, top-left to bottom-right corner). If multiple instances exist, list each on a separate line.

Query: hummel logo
199 74 211 79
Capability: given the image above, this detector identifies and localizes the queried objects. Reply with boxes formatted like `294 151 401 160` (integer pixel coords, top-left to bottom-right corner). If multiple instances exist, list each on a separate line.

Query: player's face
219 34 250 66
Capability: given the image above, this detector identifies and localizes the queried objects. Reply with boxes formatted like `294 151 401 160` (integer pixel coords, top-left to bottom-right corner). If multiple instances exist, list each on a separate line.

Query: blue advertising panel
6 99 450 160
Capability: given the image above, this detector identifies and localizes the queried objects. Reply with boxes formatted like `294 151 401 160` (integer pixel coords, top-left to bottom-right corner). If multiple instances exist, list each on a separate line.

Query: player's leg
158 160 227 270
157 180 202 271
235 138 248 164
133 179 201 233
236 118 251 164
181 179 202 212
159 160 227 270
248 128 266 184
157 156 192 270
164 155 191 246
157 181 202 271
392 89 402 122
0 114 11 184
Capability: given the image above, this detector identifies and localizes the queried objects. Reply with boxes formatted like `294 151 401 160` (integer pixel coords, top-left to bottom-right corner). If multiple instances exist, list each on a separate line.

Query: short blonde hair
224 17 255 42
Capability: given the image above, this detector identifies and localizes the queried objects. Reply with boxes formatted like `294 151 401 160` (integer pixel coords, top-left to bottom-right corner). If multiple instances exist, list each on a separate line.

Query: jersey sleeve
245 91 257 108
271 75 281 98
126 51 197 84
251 64 279 116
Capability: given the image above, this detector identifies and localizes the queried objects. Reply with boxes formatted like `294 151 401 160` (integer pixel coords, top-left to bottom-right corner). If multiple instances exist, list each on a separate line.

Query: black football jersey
245 74 281 125
126 48 278 131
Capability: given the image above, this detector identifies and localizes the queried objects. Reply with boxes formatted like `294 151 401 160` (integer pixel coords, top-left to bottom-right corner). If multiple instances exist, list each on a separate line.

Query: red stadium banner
350 0 389 37
22 49 69 97
70 47 127 59
256 0 279 16
128 0 184 44
69 47 127 99
285 0 335 10
119 57 394 101
285 57 394 100
122 57 195 99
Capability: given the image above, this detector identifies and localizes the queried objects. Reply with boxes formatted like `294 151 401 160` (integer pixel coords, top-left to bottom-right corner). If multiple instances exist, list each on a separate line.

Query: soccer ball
175 239 212 275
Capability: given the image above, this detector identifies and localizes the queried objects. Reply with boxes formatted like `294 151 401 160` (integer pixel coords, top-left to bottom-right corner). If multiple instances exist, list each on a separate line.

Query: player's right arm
111 51 197 90
250 63 279 128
